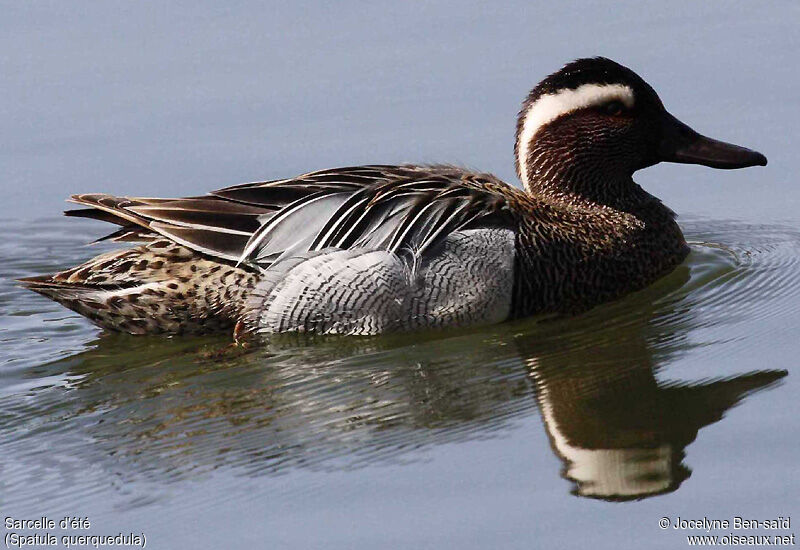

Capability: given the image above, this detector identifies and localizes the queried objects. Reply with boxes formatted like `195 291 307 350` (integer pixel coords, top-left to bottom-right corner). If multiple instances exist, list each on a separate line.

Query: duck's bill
658 112 767 169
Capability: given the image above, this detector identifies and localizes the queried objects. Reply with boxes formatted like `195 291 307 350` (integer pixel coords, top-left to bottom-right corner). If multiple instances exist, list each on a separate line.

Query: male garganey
21 58 767 336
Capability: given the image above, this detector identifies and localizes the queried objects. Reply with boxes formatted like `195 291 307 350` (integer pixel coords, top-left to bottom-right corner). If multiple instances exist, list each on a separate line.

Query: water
2 2 799 549
2 218 798 546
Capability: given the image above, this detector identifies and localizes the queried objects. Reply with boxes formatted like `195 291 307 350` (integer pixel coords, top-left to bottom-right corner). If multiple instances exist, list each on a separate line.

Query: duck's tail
19 240 257 335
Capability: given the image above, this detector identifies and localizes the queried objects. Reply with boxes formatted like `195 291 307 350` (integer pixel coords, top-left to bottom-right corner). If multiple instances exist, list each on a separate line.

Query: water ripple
0 217 796 510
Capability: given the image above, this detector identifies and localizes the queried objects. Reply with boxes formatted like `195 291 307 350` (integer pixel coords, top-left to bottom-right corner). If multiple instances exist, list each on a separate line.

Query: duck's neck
524 169 653 213
520 147 653 213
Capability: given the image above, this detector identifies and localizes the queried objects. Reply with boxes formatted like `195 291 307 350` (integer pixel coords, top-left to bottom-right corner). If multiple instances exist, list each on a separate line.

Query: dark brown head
515 57 767 203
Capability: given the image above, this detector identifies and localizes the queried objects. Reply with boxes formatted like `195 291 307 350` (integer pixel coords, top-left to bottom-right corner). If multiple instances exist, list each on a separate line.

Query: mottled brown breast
508 193 689 318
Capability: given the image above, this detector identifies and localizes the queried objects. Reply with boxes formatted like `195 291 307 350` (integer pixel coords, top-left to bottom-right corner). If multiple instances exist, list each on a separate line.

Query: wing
65 165 518 267
65 165 402 260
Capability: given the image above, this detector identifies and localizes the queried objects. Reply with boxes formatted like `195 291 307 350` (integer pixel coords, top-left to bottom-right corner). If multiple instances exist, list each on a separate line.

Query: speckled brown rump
23 239 257 334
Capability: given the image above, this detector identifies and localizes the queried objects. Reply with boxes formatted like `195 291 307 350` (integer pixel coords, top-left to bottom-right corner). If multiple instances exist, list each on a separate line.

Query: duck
21 57 767 337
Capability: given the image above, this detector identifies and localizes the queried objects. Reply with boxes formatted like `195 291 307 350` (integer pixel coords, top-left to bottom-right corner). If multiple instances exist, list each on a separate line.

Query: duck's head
515 57 767 203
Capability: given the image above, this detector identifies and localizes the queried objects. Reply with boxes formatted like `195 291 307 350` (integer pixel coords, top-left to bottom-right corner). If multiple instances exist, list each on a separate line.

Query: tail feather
64 193 273 264
66 195 162 244
67 194 153 229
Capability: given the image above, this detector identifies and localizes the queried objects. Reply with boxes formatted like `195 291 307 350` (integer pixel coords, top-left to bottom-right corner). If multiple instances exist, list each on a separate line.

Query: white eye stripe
517 83 635 186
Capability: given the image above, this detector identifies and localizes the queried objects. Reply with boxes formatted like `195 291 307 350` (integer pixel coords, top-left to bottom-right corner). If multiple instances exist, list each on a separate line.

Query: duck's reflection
517 263 785 500
19 260 785 503
523 323 783 500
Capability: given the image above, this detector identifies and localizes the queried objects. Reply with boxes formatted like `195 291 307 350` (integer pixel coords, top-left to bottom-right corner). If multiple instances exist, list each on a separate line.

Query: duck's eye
603 100 626 116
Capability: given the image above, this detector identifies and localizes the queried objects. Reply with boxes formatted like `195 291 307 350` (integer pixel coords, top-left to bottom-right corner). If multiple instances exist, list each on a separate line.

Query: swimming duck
21 57 767 336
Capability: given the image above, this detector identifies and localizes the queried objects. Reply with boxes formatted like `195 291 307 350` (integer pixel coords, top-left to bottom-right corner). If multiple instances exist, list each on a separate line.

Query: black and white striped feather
65 165 516 269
